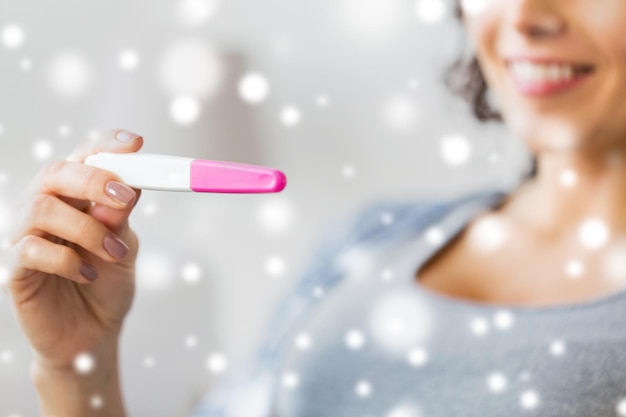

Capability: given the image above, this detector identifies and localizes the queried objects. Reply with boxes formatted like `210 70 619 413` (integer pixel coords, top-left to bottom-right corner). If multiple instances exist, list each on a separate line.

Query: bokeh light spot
282 371 299 389
74 352 95 374
136 252 174 291
158 39 223 99
207 352 228 373
493 310 514 330
2 24 25 49
407 347 428 367
316 95 330 107
47 51 92 98
470 316 489 336
440 134 472 166
143 355 156 368
578 217 609 250
355 380 372 398
257 198 294 233
384 95 419 130
385 403 423 417
294 332 312 350
370 291 433 352
520 389 540 409
0 265 9 287
238 72 270 104
265 255 286 278
90 395 104 409
487 372 507 393
550 339 566 356
559 168 578 187
58 124 71 137
603 239 626 284
467 214 510 252
423 226 445 246
460 0 490 16
280 105 302 127
414 0 447 24
336 0 410 41
32 139 53 161
170 96 201 125
565 258 584 279
0 349 13 364
181 262 203 284
185 334 198 349
177 0 220 25
119 49 140 70
345 329 366 350
342 164 356 179
19 58 31 71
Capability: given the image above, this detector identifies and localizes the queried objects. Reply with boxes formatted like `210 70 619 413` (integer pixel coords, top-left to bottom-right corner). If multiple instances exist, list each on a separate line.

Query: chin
501 110 587 152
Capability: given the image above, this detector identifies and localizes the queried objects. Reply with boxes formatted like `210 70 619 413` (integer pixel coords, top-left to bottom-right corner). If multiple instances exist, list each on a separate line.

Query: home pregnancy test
84 152 287 193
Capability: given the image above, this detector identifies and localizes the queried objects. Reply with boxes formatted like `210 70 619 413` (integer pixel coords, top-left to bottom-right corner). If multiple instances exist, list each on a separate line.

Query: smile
507 60 595 97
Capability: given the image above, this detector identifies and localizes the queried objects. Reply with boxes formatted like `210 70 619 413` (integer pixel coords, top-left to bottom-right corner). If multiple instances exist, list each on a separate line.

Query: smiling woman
455 0 626 157
8 1 626 417
187 3 626 416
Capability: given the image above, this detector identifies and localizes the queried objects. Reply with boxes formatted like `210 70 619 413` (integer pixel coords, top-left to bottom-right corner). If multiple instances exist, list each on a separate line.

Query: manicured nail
106 181 136 205
80 261 98 282
104 234 129 260
115 130 140 143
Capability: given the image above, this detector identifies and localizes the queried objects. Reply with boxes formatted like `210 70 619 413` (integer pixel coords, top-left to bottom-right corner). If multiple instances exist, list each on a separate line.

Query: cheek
459 0 510 20
461 1 502 51
459 0 492 17
577 0 626 29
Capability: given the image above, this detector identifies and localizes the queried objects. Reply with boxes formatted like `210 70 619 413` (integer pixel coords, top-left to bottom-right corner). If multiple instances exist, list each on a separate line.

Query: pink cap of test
190 159 287 193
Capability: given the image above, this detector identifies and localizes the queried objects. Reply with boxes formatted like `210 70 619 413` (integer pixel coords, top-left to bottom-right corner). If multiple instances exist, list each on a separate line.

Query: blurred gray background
0 0 532 415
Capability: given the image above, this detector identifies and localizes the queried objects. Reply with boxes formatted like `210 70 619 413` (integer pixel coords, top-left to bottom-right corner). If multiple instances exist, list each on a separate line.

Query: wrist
30 331 121 377
29 336 127 417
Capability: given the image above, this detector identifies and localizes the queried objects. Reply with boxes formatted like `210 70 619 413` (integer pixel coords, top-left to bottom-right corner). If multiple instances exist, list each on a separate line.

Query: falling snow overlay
2 1 625 417
264 191 626 417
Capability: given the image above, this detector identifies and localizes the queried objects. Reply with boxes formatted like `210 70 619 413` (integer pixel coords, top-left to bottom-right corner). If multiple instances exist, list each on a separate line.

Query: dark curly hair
444 1 538 178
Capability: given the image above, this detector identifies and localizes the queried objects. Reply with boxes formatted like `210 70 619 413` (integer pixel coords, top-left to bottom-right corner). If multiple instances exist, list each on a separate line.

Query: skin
6 0 626 412
2 130 144 416
418 0 626 305
461 0 626 239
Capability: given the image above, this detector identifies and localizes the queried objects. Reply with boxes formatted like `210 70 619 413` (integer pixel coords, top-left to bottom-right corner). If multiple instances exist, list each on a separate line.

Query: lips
499 54 598 97
504 55 595 69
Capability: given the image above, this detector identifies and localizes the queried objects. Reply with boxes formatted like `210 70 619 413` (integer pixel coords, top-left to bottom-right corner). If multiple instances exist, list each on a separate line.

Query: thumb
66 129 144 163
67 129 145 235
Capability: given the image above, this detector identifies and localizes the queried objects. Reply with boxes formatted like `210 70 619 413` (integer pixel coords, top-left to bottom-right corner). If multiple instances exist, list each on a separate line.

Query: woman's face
461 0 626 157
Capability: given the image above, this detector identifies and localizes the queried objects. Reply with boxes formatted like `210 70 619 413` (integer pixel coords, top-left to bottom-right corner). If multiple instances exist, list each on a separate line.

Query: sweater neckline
401 189 626 315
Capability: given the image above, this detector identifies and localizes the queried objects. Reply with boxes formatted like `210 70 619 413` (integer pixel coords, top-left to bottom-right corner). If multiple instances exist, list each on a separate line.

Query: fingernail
115 130 141 143
104 234 129 260
80 261 98 282
106 181 136 205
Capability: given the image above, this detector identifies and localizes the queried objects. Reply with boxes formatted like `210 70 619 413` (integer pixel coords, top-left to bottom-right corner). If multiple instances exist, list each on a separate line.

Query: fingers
13 194 129 263
2 129 144 291
58 195 93 213
66 129 143 163
88 187 142 236
36 160 138 210
15 130 143 211
9 235 98 285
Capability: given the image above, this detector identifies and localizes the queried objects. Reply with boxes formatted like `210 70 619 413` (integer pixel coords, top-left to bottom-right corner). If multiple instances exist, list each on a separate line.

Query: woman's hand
1 130 144 372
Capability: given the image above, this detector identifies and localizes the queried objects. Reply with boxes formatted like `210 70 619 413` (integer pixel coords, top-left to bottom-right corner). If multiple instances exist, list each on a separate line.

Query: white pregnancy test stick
84 152 287 193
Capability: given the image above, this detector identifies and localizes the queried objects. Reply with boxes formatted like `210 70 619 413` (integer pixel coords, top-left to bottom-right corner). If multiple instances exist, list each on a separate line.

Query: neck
509 148 626 243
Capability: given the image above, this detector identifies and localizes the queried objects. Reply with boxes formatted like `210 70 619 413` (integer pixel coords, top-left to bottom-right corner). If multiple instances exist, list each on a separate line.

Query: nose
508 0 566 39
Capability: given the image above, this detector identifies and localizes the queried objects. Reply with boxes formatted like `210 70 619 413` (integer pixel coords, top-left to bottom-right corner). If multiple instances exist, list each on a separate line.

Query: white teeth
510 61 577 84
